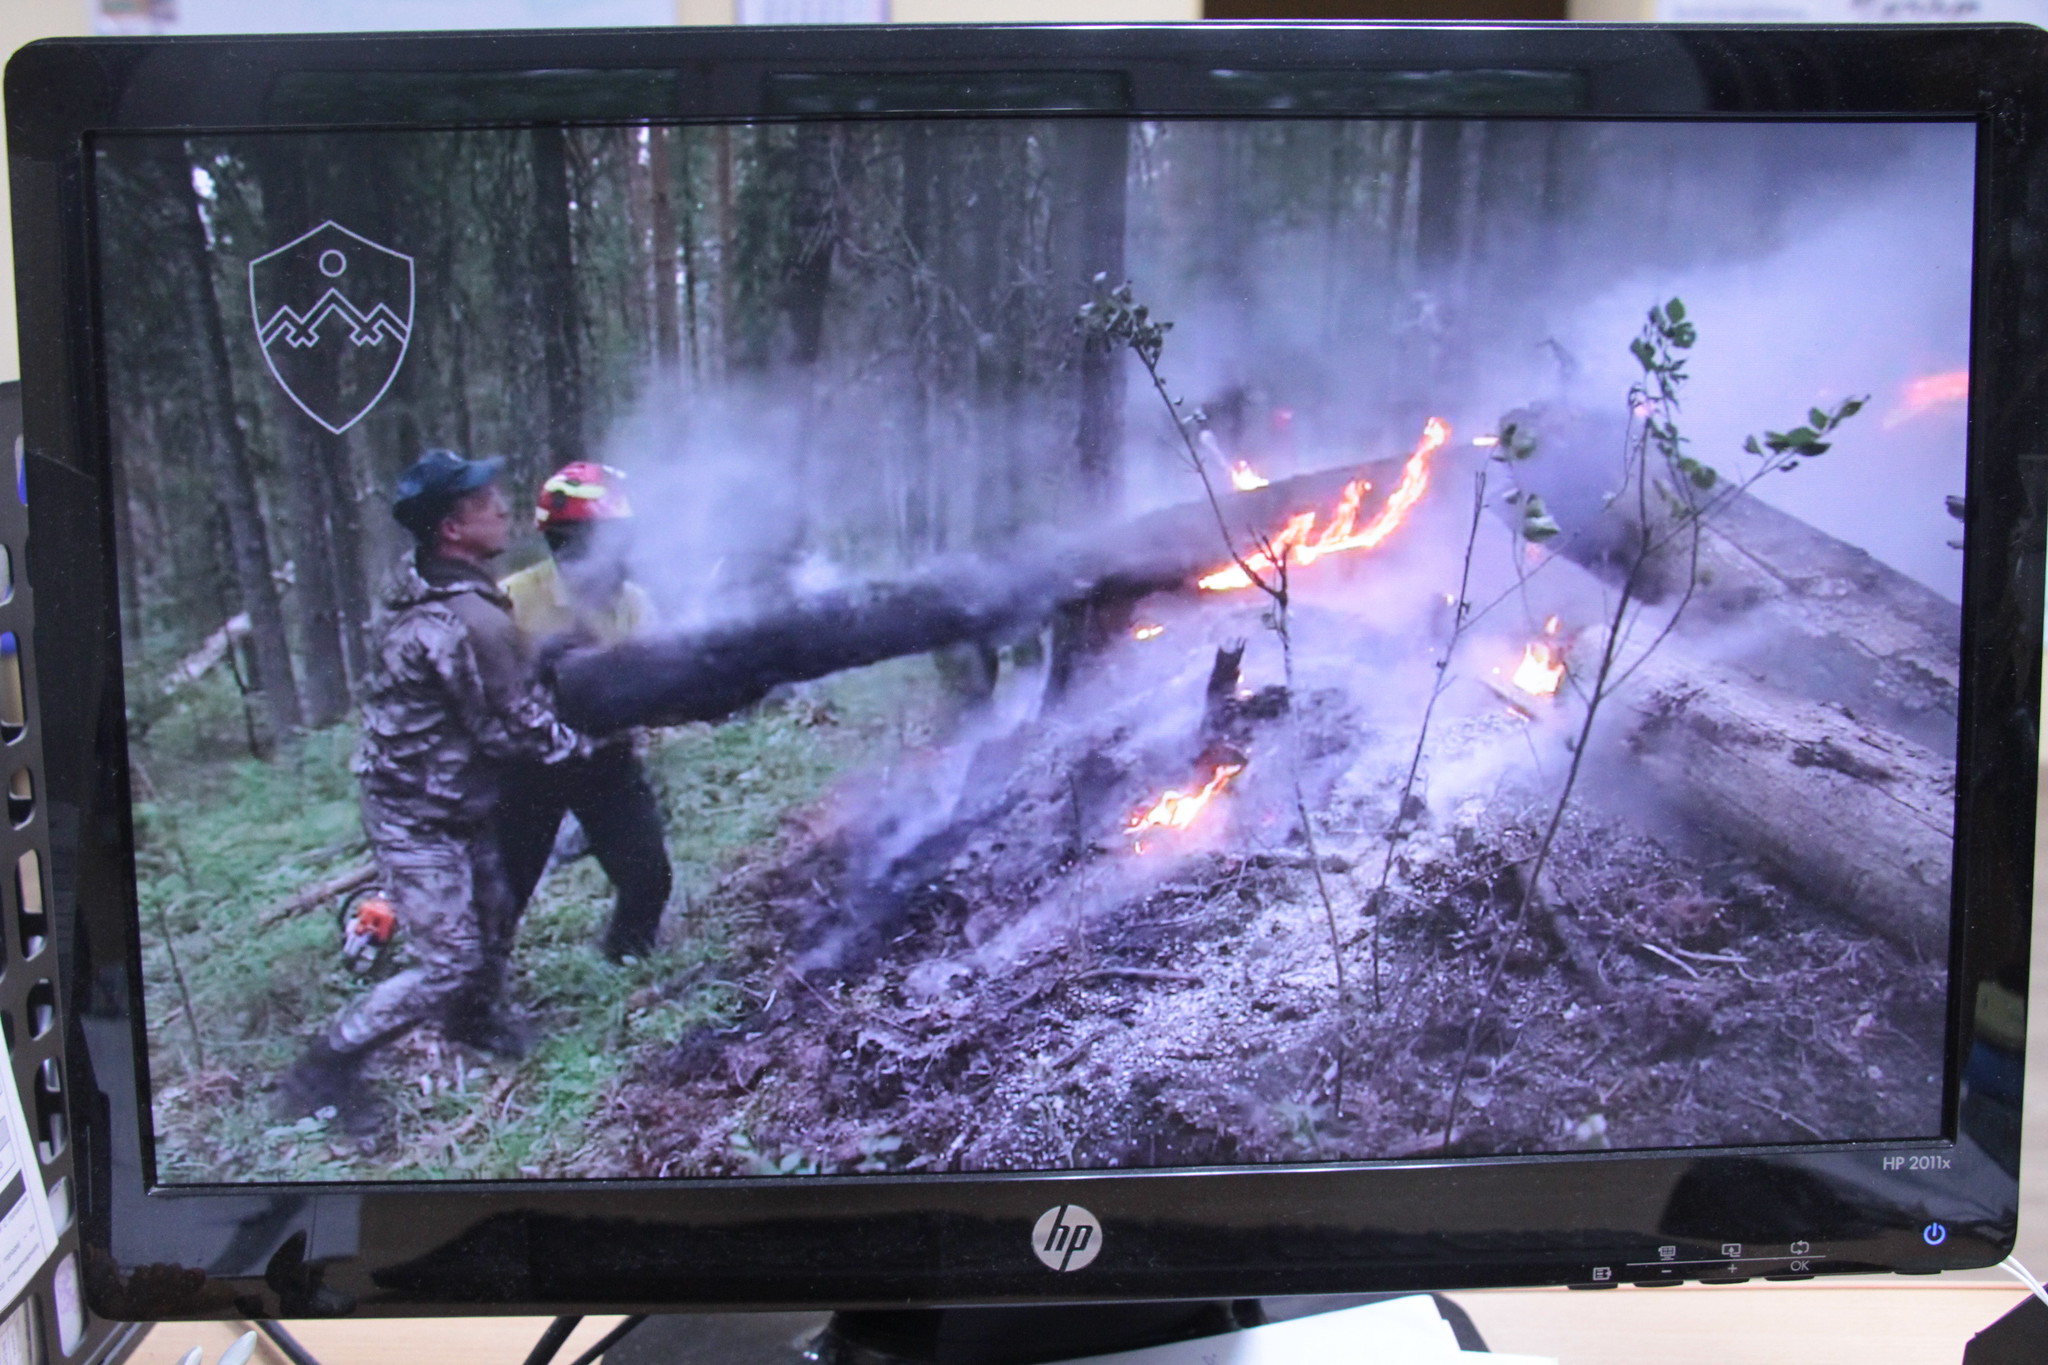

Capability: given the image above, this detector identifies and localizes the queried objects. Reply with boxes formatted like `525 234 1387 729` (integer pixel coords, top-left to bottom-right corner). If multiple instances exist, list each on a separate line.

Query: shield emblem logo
249 221 414 435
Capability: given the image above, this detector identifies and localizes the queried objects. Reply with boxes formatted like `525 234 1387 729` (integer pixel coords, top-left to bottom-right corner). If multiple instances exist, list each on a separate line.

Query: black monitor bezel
8 20 2043 1318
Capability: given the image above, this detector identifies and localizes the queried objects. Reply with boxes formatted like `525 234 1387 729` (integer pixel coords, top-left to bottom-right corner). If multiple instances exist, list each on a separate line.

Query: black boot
600 925 657 965
442 1002 534 1061
275 1037 384 1139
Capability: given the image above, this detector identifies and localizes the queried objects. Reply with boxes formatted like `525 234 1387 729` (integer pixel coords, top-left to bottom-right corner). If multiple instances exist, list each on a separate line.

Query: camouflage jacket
354 551 587 827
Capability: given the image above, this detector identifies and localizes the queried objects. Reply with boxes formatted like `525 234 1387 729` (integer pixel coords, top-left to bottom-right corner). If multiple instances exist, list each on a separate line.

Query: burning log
1124 758 1246 853
1504 402 1959 753
1479 461 1957 953
1064 445 1434 602
553 452 1431 734
1197 417 1446 592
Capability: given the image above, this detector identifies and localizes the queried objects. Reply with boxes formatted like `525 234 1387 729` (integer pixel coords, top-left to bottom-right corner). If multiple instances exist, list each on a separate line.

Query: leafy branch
1079 274 1350 1110
1438 299 1866 1150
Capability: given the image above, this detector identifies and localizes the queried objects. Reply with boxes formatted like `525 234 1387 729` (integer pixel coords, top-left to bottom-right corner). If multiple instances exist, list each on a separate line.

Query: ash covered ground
602 543 1950 1178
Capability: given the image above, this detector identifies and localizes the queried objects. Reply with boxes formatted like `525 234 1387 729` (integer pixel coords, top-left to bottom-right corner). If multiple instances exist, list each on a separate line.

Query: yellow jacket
499 558 653 647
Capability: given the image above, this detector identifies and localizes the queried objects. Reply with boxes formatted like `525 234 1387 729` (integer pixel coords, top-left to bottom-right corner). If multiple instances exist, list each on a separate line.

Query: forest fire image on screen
99 118 1970 1183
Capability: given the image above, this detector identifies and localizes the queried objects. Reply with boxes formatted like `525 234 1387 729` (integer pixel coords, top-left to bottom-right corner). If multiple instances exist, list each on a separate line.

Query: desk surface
122 1280 2030 1365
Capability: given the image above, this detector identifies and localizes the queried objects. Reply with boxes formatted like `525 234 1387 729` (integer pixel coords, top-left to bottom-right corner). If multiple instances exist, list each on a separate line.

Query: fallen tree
1498 501 1957 954
1616 649 1953 956
1504 401 1961 754
548 442 1956 955
551 457 1405 734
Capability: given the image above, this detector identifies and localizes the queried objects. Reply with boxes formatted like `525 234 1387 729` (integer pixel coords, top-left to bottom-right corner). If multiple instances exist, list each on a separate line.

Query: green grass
137 657 945 1182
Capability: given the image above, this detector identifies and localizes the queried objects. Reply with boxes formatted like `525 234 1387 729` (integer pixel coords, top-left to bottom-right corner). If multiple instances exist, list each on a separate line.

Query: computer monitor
6 19 2043 1326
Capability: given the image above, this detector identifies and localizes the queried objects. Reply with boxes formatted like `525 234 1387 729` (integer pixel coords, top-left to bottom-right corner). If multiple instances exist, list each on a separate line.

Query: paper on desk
1060 1295 1557 1365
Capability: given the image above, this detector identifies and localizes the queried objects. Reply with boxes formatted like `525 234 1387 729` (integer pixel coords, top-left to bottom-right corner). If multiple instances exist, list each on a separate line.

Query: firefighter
277 450 592 1134
496 462 674 962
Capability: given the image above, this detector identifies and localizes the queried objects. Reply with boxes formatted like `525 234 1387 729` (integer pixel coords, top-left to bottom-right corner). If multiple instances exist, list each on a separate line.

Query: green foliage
729 1127 821 1176
1517 493 1562 543
1274 1098 1331 1153
1628 298 1868 513
1747 395 1868 469
1627 298 1715 502
139 656 947 1183
1075 274 1172 371
1493 420 1540 462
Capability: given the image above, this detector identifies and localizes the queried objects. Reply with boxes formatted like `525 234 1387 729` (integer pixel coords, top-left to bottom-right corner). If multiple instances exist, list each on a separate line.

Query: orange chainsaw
339 889 397 975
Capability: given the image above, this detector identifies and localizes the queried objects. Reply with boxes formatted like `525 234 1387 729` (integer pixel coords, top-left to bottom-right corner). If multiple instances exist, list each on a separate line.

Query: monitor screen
95 112 1971 1187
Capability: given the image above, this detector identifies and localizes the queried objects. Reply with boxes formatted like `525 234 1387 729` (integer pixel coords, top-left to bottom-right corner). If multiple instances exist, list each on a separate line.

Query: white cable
1999 1253 2048 1310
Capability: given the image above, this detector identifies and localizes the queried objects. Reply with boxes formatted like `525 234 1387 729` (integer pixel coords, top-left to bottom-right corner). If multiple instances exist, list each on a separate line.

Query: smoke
1108 120 1972 601
557 118 1969 962
586 119 1970 626
1553 124 1974 602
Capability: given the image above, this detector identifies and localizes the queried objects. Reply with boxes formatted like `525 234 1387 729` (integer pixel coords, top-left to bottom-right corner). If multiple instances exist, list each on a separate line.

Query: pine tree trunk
782 127 838 367
650 126 682 368
715 125 735 378
319 431 373 690
175 144 302 745
1074 120 1128 512
531 125 586 465
252 144 351 727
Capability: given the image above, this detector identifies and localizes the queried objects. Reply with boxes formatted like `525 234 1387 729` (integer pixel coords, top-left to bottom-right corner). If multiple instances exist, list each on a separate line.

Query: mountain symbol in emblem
249 221 415 435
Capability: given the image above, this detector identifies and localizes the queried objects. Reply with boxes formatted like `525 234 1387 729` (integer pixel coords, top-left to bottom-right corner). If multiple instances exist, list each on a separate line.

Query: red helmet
535 462 633 528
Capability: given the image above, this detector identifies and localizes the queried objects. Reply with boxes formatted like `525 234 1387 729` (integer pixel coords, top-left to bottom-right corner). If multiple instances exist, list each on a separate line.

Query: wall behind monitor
0 2 92 390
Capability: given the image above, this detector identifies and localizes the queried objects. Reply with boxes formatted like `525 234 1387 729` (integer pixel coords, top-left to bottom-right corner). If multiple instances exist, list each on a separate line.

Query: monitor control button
1922 1222 1948 1247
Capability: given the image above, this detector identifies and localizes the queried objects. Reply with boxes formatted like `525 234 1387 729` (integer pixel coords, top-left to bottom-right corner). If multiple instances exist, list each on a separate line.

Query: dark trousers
498 744 673 959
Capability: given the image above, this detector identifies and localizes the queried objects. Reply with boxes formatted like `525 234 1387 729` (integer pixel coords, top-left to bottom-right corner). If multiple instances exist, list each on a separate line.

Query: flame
1199 418 1449 592
1126 763 1246 850
1472 435 1500 447
1511 641 1565 697
1132 623 1165 641
1884 370 1968 428
1229 460 1270 491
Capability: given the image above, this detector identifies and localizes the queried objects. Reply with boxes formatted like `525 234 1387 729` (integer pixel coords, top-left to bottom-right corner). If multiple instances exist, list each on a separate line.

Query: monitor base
600 1294 1488 1363
814 1299 1266 1365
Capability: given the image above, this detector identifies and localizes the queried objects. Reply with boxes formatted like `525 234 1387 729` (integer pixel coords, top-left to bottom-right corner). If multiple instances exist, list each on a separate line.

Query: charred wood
554 456 1411 733
1683 492 1960 757
553 561 1070 733
1201 641 1246 739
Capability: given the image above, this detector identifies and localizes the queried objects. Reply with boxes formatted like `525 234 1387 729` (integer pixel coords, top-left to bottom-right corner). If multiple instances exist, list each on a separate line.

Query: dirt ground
606 663 1948 1180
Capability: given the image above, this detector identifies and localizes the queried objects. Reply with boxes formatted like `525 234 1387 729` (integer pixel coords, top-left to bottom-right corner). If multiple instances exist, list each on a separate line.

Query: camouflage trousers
325 795 516 1053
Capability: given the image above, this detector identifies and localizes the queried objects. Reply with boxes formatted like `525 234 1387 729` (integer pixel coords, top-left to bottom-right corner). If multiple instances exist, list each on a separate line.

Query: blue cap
392 449 505 536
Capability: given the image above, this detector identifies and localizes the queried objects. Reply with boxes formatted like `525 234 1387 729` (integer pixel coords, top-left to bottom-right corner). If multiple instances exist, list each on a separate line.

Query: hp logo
1032 1205 1103 1272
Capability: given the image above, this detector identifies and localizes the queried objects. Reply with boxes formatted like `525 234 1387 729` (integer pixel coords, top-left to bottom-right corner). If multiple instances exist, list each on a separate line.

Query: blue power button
1923 1223 1949 1247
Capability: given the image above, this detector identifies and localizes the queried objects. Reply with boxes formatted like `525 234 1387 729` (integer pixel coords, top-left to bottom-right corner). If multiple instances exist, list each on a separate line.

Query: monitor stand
815 1299 1267 1364
603 1294 1487 1364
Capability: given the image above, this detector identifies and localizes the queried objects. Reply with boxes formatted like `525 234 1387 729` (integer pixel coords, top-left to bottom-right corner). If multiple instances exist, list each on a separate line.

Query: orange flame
1512 641 1565 697
1199 418 1449 592
1884 370 1968 428
1126 763 1246 850
1132 623 1165 641
1230 461 1270 491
